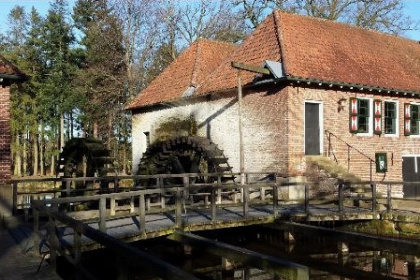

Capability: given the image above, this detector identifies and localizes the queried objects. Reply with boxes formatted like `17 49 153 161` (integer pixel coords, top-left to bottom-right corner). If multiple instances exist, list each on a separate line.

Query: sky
0 0 419 40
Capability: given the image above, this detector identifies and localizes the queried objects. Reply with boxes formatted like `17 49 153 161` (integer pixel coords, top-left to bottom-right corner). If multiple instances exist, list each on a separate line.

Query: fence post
305 184 309 215
273 185 278 218
175 188 182 227
338 183 344 214
387 184 392 212
74 230 82 280
110 197 116 216
243 184 249 219
66 180 71 197
372 183 377 213
12 181 18 215
48 215 58 272
99 197 107 233
211 187 217 221
139 193 146 235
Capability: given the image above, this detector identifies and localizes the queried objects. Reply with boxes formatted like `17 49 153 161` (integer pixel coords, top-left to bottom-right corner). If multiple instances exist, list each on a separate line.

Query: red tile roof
129 11 420 109
126 39 236 110
0 55 26 78
276 11 420 92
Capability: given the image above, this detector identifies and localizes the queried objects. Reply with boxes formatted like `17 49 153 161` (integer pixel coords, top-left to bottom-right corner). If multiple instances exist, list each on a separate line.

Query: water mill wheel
58 138 115 192
137 136 235 190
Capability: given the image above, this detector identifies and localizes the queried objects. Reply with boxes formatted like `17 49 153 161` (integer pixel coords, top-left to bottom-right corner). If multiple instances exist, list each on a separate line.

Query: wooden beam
268 222 420 256
231 61 271 75
168 231 309 280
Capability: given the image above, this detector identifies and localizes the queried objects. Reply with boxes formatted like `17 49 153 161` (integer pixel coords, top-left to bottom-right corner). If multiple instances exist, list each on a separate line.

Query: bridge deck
49 203 376 252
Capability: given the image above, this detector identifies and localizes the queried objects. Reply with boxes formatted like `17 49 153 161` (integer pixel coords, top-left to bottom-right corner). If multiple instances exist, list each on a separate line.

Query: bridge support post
222 257 234 274
283 231 295 244
175 188 182 227
99 197 107 232
139 194 146 235
211 188 217 221
116 254 129 280
272 185 279 218
183 244 192 255
407 256 420 278
337 241 349 254
48 215 58 272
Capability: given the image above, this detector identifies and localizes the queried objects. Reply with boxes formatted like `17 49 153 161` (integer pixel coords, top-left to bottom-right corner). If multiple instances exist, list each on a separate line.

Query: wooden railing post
48 215 58 271
99 197 107 233
338 183 344 213
372 183 377 213
243 184 249 219
12 181 18 215
211 187 217 221
66 180 71 197
387 184 392 212
74 230 82 280
175 188 182 227
110 197 116 216
139 193 146 235
304 184 309 215
273 185 278 218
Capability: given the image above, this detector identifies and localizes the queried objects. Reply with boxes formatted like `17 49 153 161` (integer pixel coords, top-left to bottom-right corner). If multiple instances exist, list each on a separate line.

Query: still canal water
57 225 420 279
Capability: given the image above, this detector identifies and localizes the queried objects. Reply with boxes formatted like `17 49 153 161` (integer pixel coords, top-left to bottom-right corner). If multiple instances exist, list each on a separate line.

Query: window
349 97 373 135
384 101 398 136
405 104 420 136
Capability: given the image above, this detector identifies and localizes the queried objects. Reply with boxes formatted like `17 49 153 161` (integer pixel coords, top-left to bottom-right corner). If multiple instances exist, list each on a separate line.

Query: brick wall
287 85 420 181
0 86 11 184
132 83 420 182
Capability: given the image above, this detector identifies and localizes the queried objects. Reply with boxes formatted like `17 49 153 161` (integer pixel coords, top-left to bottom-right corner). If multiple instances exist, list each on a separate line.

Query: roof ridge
275 10 420 44
273 11 288 76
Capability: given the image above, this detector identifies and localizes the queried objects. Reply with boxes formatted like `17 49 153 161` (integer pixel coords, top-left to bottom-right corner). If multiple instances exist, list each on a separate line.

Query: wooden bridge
10 173 420 279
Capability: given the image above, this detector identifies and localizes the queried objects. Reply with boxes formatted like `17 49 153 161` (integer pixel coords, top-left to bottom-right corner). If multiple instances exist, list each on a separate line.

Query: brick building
0 55 26 219
127 12 420 195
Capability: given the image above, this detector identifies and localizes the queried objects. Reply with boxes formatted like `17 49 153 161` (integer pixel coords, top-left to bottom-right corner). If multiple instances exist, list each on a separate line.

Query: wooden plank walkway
0 227 60 280
47 203 376 252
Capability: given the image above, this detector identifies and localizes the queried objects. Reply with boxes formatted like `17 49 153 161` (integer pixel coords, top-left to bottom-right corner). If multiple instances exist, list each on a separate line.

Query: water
56 225 420 280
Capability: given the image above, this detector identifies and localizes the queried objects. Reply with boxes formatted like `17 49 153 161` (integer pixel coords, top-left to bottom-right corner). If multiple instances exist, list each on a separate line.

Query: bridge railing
32 201 201 280
15 173 420 221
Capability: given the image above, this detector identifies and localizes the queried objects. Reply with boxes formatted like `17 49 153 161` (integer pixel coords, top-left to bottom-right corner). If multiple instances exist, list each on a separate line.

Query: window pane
358 99 369 116
411 120 419 135
358 116 369 133
384 102 396 134
411 105 420 120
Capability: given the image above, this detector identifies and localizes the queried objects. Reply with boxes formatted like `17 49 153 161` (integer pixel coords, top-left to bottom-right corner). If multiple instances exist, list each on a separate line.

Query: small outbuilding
0 55 27 220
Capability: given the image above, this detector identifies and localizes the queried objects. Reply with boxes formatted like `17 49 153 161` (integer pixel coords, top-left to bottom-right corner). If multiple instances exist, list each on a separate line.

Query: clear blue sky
0 0 419 40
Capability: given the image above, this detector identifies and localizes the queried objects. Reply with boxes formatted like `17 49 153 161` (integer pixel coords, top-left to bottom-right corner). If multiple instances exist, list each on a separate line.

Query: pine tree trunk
14 135 21 176
23 133 27 176
50 154 55 177
60 112 65 152
40 122 44 176
33 128 39 176
93 121 98 138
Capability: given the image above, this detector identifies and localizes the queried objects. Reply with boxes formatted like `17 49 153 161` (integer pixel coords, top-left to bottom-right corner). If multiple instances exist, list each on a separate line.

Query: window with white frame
384 101 398 136
349 97 373 135
405 103 420 136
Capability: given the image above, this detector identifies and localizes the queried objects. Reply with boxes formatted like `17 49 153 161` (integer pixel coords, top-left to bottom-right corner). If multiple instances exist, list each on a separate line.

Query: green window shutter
349 97 358 133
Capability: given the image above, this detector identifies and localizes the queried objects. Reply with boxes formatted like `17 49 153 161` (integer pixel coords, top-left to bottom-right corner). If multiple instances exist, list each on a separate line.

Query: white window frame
355 97 373 136
384 100 399 137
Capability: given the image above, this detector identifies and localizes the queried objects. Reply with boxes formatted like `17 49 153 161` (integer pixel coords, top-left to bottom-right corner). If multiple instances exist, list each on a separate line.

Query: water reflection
56 225 420 280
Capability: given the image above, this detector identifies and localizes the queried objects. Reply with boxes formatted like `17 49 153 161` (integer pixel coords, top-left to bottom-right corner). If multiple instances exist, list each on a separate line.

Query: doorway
305 102 323 155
